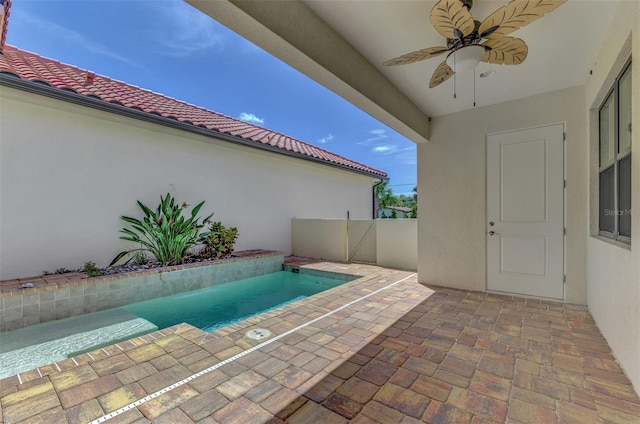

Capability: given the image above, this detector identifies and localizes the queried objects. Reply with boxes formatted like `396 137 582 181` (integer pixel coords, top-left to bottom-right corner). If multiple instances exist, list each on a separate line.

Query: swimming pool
122 270 351 331
0 270 353 378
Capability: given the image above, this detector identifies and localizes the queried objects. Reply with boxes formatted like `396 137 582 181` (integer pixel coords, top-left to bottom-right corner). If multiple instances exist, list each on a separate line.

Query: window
599 59 632 243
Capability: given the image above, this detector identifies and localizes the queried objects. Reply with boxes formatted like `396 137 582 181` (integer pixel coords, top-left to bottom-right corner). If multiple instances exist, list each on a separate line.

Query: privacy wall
291 218 417 270
0 88 378 280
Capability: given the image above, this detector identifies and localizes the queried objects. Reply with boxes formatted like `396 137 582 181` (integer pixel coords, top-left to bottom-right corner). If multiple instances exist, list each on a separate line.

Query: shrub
200 221 238 259
82 261 101 277
111 193 213 266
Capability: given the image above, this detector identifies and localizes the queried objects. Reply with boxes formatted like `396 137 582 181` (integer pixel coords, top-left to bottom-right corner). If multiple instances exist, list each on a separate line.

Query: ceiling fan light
446 45 485 72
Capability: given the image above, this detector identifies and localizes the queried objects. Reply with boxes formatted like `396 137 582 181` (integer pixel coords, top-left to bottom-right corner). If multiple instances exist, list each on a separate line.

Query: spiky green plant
110 193 213 266
200 222 239 259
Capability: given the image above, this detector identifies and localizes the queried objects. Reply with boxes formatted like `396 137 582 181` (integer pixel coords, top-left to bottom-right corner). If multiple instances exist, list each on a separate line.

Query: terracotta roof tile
0 1 10 51
0 46 386 177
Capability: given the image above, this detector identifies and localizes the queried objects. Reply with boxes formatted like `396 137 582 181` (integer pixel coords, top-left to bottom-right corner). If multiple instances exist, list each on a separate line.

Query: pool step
0 311 157 379
0 308 149 353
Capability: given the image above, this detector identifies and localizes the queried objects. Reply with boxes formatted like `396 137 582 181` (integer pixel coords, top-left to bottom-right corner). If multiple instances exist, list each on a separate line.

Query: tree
396 194 415 207
375 180 418 218
411 186 418 218
374 181 397 218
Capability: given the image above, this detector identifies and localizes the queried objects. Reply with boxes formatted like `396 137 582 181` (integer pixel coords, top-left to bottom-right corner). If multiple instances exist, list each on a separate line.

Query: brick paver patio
1 261 639 423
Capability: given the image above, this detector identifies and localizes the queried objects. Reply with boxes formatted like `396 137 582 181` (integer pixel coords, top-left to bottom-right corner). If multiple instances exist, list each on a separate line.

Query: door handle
489 231 497 236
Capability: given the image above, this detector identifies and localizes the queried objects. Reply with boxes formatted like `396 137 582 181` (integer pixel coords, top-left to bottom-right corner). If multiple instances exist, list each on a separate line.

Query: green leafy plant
82 261 102 277
200 221 239 259
111 193 213 266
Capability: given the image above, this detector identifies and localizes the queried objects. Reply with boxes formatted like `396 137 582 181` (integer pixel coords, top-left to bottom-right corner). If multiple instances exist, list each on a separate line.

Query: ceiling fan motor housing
446 20 483 50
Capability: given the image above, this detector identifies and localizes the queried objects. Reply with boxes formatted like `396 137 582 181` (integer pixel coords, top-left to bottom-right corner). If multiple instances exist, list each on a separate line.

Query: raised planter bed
0 250 284 332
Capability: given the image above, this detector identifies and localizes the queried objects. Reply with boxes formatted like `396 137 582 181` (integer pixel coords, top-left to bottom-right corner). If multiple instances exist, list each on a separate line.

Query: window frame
598 58 632 244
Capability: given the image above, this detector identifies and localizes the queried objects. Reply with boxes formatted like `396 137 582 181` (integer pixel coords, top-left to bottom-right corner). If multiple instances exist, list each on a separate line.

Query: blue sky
5 0 417 194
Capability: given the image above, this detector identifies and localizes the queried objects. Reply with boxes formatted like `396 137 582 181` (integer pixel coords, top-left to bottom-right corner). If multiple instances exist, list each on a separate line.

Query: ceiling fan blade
430 0 476 39
429 60 455 88
481 37 528 65
478 0 567 39
383 46 449 66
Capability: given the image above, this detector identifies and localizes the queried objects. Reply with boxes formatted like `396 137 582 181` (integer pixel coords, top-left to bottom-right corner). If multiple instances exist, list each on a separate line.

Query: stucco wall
418 85 588 303
291 219 348 262
376 219 417 271
0 88 377 280
584 1 640 396
291 218 416 270
348 219 376 263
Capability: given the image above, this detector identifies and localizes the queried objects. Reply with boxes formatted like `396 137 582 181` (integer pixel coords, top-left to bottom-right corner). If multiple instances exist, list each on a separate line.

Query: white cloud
317 133 334 144
14 12 139 67
359 128 389 145
372 144 399 154
147 1 226 57
238 112 265 125
371 145 416 163
367 129 389 142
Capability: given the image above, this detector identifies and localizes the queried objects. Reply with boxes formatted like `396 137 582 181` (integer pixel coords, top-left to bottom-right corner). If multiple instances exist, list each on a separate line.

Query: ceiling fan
383 0 567 88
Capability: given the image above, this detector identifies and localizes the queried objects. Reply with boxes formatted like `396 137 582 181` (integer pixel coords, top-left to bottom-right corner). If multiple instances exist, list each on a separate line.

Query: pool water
122 271 349 331
0 270 351 379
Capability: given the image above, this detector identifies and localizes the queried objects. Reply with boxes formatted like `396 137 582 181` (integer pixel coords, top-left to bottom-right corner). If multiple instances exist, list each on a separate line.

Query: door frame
485 122 567 300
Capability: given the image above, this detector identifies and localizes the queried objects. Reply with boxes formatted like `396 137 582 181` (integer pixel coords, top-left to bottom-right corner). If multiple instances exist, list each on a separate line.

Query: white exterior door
486 124 564 299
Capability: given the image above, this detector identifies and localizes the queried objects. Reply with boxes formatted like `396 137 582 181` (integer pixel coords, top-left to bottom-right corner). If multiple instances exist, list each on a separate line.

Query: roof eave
0 74 387 180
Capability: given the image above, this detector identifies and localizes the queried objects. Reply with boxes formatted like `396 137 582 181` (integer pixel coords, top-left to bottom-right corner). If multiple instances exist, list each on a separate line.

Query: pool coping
0 262 380 385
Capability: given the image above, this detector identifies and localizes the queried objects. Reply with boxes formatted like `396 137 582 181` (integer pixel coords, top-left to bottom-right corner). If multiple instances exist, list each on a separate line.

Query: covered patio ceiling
185 0 619 144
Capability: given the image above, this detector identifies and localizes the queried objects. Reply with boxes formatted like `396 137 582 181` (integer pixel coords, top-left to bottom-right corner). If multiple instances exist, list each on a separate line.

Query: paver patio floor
1 261 639 423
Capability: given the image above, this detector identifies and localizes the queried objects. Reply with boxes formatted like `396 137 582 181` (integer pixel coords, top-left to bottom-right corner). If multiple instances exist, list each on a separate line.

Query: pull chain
454 73 457 99
453 54 457 99
473 70 476 107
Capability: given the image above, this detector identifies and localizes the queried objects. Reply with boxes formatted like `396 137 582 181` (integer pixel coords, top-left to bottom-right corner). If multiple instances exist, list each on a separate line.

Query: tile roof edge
0 45 387 179
0 0 10 51
0 73 388 180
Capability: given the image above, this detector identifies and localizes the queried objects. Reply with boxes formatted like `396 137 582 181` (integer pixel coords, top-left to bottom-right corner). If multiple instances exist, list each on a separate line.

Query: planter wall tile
0 251 284 332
